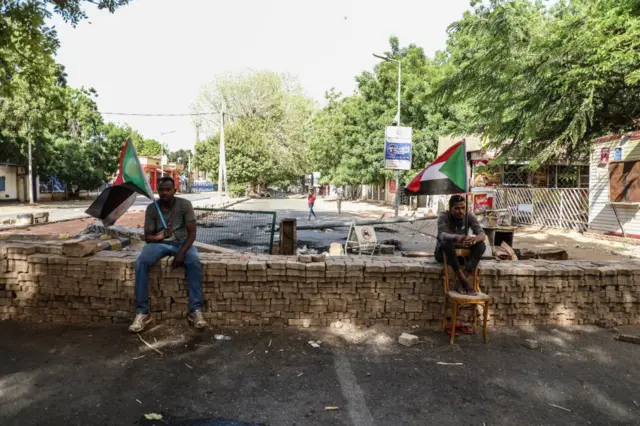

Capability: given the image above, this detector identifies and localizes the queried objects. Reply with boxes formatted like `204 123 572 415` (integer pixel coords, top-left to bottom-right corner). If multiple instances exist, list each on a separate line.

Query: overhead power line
100 111 216 117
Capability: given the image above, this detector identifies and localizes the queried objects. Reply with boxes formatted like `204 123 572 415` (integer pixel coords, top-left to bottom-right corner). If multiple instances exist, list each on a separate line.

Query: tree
45 87 115 195
436 0 640 165
167 149 192 169
192 71 315 190
0 0 131 96
0 0 132 197
136 138 163 156
308 38 452 185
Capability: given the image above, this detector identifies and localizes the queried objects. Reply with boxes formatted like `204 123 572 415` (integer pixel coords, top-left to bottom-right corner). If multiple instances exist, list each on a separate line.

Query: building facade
588 131 640 238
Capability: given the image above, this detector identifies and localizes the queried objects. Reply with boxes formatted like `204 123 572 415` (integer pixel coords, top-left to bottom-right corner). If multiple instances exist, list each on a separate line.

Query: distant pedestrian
336 186 345 214
308 189 317 220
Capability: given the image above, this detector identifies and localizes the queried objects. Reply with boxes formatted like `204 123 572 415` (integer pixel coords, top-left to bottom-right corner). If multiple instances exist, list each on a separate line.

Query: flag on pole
406 140 467 195
85 140 154 226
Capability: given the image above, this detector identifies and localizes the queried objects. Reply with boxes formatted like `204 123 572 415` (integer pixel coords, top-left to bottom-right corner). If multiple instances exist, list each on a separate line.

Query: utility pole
191 123 200 193
373 53 402 217
28 134 34 204
394 59 401 217
218 108 227 200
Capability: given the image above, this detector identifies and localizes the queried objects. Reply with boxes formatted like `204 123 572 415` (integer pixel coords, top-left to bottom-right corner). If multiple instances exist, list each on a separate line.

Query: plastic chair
441 248 491 344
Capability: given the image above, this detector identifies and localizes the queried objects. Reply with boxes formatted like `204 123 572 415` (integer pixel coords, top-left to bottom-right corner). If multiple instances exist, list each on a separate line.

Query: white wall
0 165 18 200
589 136 640 236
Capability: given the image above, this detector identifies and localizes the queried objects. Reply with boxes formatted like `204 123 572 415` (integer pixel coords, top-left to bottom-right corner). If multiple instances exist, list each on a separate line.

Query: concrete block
398 332 419 347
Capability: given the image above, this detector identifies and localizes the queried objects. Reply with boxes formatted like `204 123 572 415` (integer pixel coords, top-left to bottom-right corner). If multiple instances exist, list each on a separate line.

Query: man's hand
459 236 477 247
172 250 185 269
146 231 166 243
164 222 174 239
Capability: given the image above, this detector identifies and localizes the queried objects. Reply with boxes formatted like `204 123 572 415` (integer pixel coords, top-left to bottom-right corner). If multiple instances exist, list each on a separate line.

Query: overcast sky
52 0 471 151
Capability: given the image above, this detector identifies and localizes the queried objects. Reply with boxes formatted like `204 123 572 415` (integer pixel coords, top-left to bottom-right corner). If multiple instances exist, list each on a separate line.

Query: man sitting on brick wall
434 194 486 295
129 177 207 332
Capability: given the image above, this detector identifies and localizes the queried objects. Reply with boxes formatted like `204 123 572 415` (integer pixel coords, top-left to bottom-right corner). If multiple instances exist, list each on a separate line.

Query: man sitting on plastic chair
434 194 487 295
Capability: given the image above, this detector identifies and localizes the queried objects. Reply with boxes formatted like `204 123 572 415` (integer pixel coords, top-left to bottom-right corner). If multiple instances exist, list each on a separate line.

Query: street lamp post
218 106 228 201
159 130 176 178
373 53 402 217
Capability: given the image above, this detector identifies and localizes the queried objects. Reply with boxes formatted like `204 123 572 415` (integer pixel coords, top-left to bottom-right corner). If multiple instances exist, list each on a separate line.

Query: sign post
384 126 412 216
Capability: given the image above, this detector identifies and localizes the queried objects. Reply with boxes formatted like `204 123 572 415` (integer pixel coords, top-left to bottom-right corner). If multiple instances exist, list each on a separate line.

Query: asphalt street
1 321 639 426
236 197 437 253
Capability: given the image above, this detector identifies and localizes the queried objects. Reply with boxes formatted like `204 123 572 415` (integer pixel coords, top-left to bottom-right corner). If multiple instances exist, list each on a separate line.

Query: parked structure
588 131 640 238
0 163 24 201
139 156 184 192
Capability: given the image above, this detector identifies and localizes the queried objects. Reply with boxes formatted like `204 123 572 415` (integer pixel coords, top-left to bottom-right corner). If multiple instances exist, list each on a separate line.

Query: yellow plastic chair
441 248 491 344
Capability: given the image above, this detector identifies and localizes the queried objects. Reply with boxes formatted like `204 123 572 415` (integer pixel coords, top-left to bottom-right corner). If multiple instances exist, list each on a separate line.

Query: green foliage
167 149 192 169
192 71 315 189
0 0 131 196
310 1 640 181
135 138 163 156
437 0 640 164
49 137 104 192
0 0 130 97
228 183 246 197
308 39 449 185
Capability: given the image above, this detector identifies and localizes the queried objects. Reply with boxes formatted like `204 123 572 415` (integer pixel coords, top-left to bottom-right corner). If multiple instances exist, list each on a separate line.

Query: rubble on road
398 332 419 347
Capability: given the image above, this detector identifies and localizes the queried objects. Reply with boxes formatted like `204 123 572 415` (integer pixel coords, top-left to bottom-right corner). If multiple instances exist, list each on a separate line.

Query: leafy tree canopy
0 0 130 96
437 0 640 166
192 71 315 190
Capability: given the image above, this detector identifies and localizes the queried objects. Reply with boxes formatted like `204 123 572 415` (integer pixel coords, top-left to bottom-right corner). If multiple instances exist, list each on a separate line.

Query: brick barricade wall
1 242 639 326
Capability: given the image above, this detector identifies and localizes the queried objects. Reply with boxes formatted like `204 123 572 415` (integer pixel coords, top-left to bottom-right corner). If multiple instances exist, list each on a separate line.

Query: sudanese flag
85 140 154 226
406 140 467 195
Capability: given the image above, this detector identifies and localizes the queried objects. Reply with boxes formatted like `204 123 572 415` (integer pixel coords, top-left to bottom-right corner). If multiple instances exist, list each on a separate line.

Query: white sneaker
188 310 207 329
129 313 152 333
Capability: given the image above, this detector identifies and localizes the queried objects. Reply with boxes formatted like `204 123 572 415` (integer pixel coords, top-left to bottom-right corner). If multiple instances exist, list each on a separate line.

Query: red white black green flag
406 141 467 195
85 140 154 226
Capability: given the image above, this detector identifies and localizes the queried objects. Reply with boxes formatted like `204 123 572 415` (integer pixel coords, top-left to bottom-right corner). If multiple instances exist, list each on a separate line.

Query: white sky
52 0 471 151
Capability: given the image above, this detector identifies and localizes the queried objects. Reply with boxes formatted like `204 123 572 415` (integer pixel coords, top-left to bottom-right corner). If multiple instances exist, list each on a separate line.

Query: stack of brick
1 241 639 326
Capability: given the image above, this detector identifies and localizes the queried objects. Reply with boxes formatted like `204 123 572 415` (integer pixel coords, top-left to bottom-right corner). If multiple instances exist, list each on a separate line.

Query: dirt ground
513 226 640 261
0 321 639 426
0 211 145 237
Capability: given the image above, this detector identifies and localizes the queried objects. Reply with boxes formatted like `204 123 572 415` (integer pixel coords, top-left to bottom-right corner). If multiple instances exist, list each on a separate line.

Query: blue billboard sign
384 126 412 170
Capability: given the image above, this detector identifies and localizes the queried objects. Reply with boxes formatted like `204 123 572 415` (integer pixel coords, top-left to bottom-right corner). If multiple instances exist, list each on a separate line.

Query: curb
0 215 93 232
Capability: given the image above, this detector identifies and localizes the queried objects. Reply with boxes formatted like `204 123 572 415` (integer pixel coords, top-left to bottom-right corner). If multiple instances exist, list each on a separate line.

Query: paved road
2 321 639 425
0 192 218 225
236 197 437 253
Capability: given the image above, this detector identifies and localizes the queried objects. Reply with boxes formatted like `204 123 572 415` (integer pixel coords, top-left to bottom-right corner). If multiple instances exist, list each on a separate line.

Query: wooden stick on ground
137 333 163 356
547 403 571 412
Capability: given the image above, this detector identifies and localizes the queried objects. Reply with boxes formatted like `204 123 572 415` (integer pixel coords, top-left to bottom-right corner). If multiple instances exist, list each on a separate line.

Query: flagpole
154 200 168 229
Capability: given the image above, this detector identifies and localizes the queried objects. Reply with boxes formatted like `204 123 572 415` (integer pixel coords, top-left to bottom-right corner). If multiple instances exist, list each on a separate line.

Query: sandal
445 328 460 337
457 325 474 334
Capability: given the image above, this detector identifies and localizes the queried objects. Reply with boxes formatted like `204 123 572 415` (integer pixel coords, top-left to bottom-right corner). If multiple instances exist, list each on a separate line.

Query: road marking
333 347 375 426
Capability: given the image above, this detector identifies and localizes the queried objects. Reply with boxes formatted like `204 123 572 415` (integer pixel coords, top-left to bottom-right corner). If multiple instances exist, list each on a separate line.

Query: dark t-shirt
144 197 196 241
436 211 485 242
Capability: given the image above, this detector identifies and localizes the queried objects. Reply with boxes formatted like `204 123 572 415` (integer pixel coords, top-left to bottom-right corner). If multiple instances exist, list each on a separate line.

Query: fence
360 184 386 202
194 208 277 254
494 188 589 231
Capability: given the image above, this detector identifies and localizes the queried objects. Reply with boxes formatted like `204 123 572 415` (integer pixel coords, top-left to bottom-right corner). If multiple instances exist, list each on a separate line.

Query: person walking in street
129 177 207 333
308 188 317 220
336 186 345 214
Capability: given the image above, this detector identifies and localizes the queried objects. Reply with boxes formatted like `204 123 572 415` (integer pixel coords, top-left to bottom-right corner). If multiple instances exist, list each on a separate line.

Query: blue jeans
135 241 203 314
